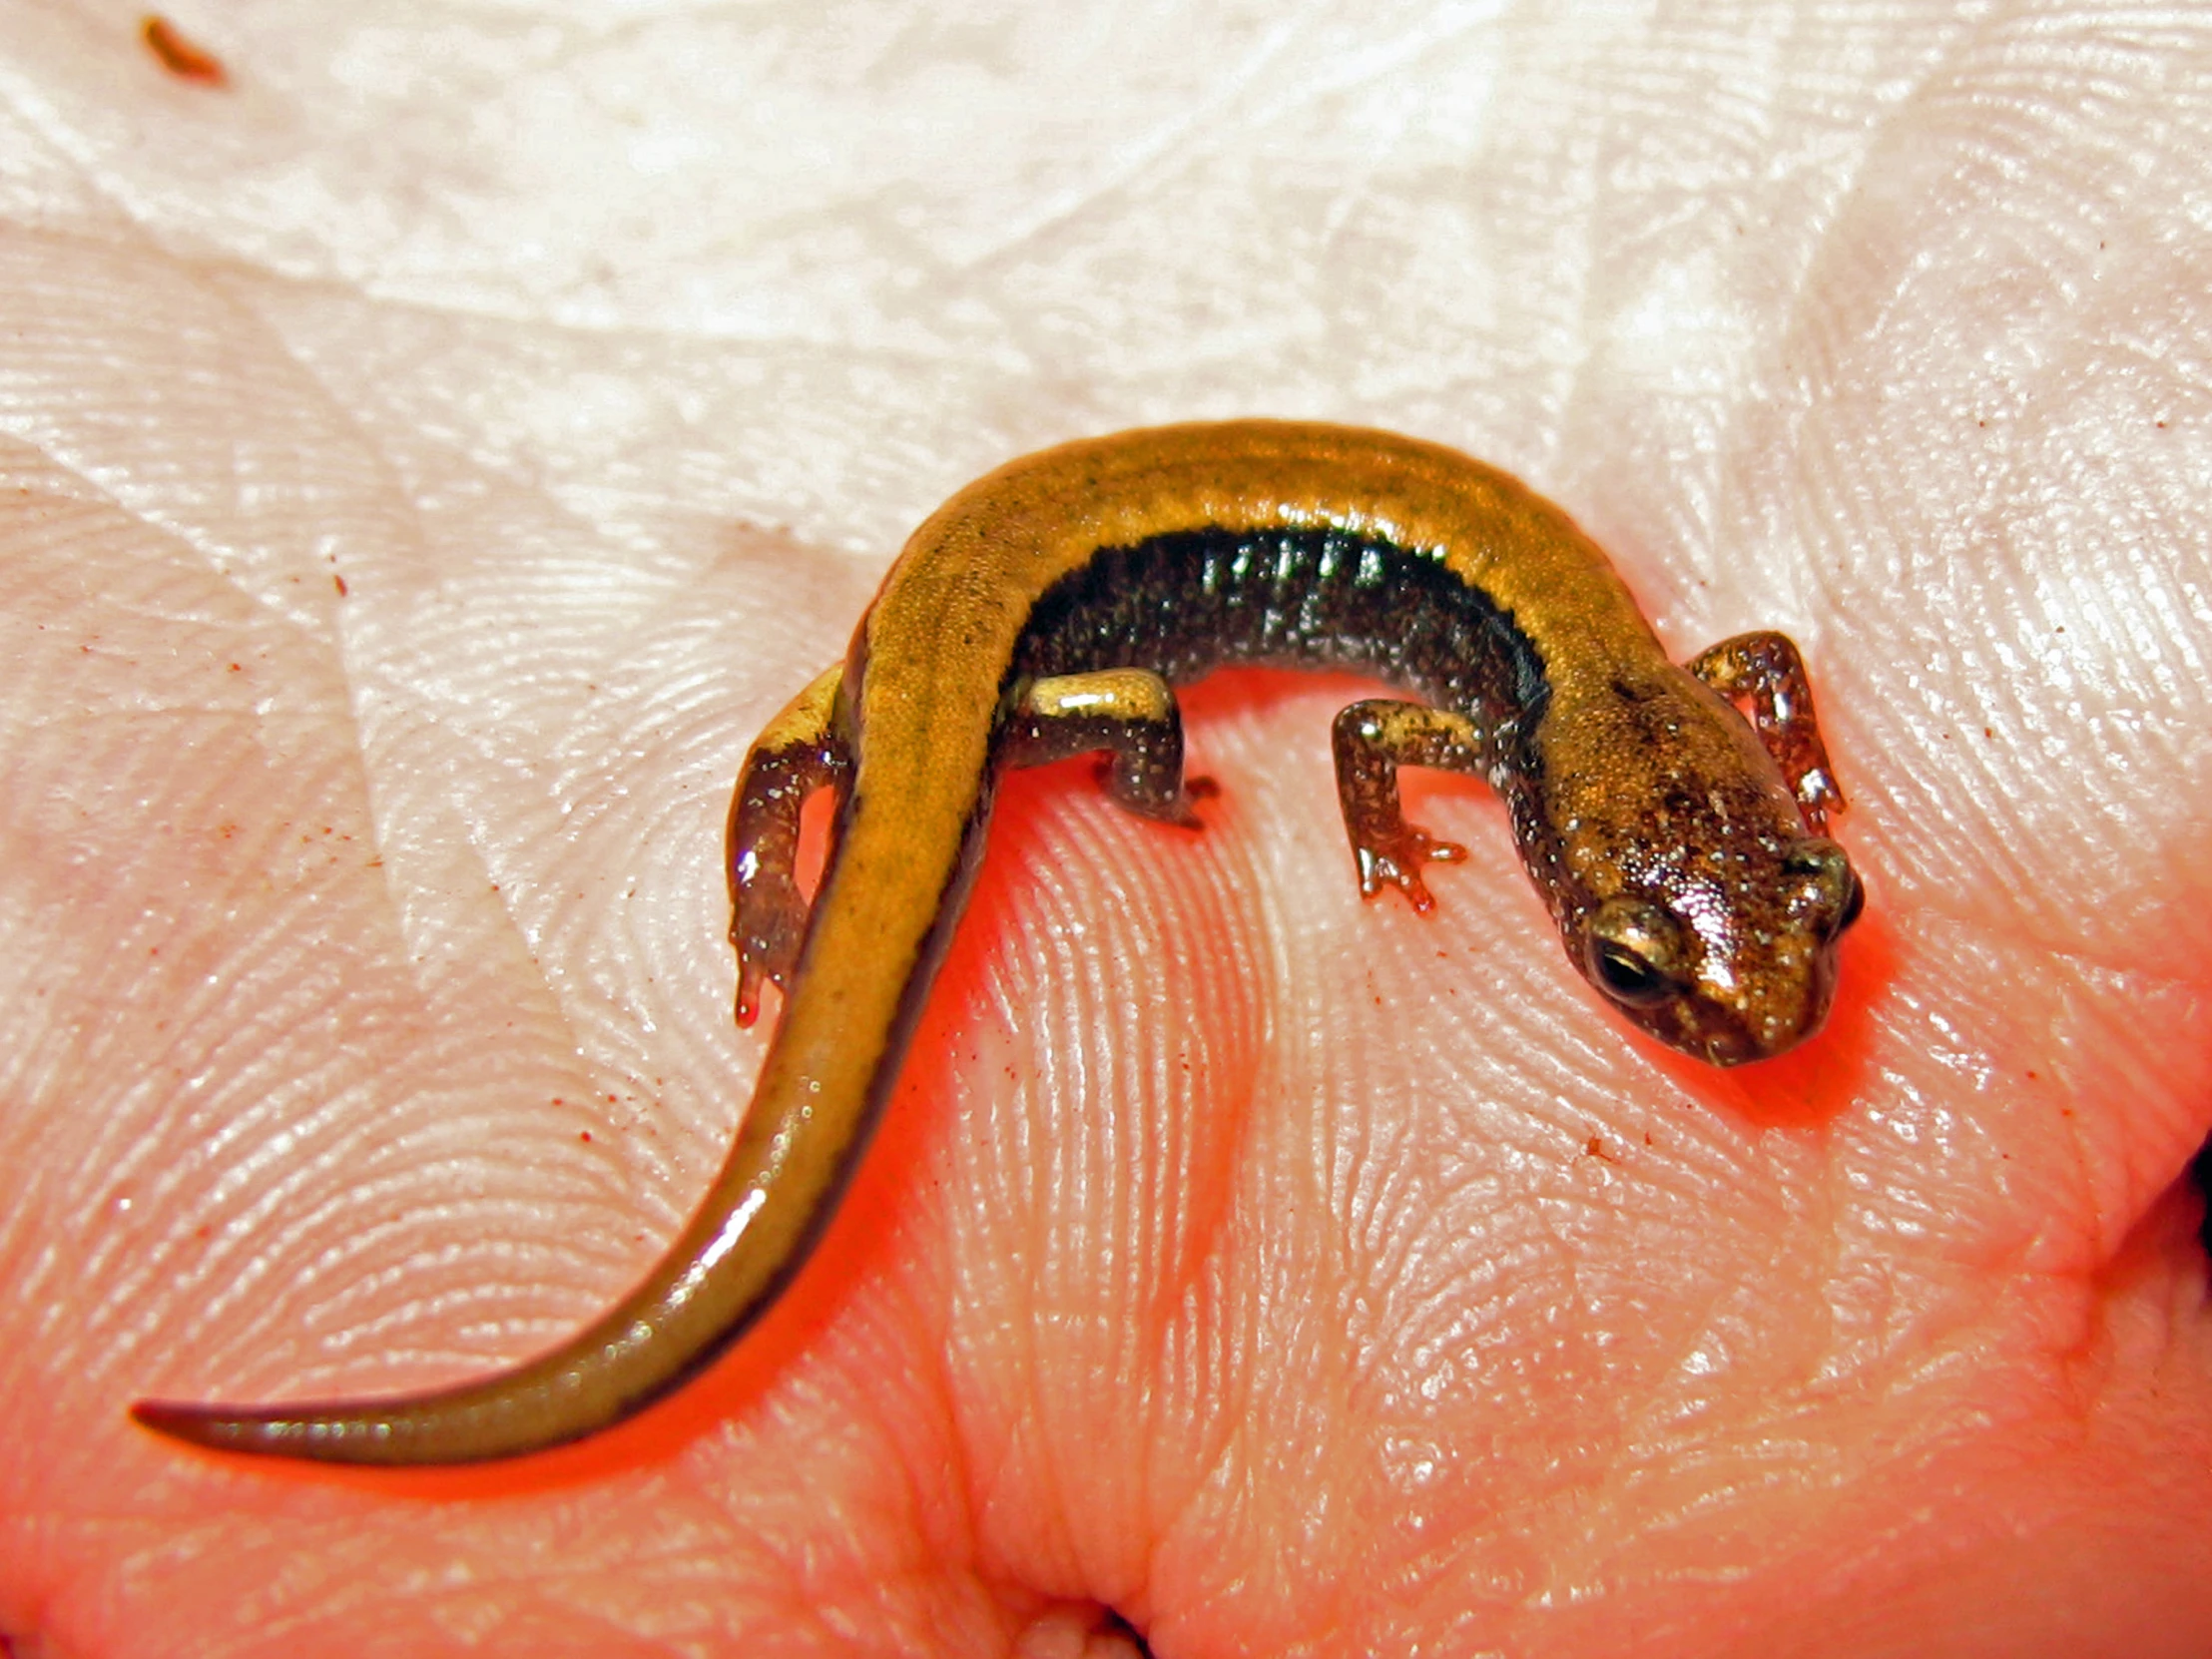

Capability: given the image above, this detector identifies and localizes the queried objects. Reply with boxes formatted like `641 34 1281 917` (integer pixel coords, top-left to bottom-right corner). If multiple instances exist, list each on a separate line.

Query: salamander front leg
131 665 907 1464
1005 668 1215 827
727 664 851 1026
1689 632 1845 834
1331 701 1483 912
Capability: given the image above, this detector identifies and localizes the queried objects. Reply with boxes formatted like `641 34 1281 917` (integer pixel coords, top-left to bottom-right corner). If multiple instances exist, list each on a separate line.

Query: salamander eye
1835 868 1865 934
1593 941 1670 1004
1783 838 1862 938
1584 897 1689 1009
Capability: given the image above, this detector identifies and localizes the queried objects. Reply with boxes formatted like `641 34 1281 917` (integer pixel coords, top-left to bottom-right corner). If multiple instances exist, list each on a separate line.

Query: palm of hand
3 5 2208 1655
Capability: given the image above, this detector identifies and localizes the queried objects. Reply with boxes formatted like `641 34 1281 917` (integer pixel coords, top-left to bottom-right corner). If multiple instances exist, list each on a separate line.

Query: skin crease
1 1 2209 1655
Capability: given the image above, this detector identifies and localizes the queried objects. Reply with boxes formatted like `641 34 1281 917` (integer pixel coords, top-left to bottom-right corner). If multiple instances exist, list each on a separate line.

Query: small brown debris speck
142 15 226 83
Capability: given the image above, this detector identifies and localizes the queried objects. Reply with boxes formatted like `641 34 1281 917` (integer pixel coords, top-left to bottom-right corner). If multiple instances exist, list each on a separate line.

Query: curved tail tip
131 1397 379 1461
132 1397 264 1452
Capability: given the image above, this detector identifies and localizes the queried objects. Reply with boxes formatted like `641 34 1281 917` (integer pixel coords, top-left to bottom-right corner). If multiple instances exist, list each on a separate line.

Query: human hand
3 4 2207 1654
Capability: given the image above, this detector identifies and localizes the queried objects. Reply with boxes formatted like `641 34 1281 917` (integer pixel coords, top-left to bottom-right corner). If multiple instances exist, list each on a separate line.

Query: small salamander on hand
135 420 1862 1464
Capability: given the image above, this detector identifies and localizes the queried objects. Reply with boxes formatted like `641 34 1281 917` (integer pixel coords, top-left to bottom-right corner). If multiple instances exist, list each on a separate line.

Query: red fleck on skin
141 15 226 85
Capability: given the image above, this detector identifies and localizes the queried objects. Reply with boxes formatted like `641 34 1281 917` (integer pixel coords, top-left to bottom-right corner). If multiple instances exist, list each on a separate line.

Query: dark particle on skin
142 15 228 84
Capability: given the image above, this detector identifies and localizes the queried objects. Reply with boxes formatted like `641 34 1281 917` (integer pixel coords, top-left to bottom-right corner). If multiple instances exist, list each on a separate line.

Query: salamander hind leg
1689 632 1845 834
727 663 851 1026
1006 669 1215 828
1331 701 1484 912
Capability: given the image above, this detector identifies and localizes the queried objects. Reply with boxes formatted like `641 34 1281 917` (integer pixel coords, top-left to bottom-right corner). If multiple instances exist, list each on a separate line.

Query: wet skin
6 3 2209 1652
134 421 1863 1464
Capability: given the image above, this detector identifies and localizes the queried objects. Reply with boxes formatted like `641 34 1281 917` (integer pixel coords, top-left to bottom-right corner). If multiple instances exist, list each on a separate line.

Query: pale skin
3 4 2209 1656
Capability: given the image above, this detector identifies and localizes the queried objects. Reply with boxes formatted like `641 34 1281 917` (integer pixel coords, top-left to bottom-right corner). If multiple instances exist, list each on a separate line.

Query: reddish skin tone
131 422 1864 1465
3 4 2210 1655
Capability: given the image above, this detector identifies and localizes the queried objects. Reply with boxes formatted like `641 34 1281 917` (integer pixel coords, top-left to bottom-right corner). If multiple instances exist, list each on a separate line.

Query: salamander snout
1577 835 1864 1066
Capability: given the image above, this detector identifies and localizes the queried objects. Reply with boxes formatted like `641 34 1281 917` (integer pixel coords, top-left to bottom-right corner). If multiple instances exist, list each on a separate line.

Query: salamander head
1525 665 1863 1066
1569 828 1863 1066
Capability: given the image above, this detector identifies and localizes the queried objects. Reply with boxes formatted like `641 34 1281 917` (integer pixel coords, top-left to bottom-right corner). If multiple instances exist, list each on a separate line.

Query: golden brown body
135 421 1859 1464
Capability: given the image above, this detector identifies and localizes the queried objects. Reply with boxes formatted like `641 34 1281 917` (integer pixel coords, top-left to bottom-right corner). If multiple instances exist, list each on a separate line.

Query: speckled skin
134 420 1859 1465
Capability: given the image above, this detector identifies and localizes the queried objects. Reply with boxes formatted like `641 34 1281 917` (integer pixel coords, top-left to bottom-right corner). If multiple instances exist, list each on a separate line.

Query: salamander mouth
1620 972 1830 1066
1681 988 1834 1066
1698 1029 1778 1067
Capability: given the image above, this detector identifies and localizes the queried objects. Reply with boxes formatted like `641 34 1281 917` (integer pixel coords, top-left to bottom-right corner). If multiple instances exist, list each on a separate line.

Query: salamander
133 420 1862 1464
